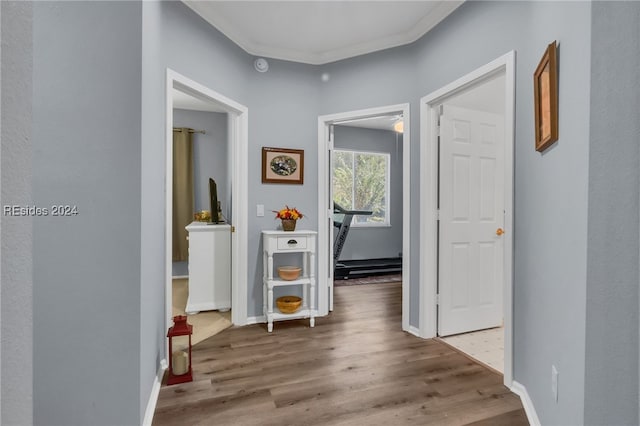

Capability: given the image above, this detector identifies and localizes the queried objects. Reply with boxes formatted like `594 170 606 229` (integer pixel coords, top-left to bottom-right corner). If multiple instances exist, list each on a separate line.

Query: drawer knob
287 239 297 245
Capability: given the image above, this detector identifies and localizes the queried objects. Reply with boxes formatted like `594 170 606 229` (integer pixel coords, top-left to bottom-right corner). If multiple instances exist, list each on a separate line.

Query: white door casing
317 103 411 332
328 124 336 312
165 69 249 351
419 50 515 386
438 105 504 336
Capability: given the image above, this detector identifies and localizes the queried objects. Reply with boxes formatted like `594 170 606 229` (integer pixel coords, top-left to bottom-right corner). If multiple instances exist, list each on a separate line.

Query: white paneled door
438 105 504 337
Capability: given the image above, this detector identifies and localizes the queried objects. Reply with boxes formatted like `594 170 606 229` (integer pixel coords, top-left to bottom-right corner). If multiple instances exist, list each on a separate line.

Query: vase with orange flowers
273 205 304 231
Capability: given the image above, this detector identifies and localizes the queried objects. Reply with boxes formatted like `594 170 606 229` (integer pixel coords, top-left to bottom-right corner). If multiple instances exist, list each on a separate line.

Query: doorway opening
419 52 515 386
164 69 249 362
171 94 232 344
437 74 506 374
318 104 411 332
332 116 403 283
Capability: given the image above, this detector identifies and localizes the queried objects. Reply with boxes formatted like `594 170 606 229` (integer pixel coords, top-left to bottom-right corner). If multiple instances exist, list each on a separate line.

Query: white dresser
262 230 317 332
185 222 231 314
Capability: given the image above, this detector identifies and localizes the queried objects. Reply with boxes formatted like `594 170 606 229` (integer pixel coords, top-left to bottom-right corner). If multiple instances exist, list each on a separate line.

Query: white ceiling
182 1 464 65
173 88 228 113
336 114 402 132
446 73 505 114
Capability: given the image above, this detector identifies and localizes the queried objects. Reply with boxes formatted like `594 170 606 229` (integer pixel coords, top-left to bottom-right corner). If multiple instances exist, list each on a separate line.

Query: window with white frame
333 149 390 226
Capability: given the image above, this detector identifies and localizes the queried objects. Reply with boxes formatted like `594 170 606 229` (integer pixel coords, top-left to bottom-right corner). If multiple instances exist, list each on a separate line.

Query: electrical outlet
551 365 559 403
257 204 264 217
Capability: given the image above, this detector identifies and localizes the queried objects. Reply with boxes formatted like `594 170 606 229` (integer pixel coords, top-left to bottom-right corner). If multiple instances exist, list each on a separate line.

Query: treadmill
333 202 402 280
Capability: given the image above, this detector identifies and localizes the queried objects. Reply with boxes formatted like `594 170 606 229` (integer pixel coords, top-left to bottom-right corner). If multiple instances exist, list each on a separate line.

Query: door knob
496 228 504 236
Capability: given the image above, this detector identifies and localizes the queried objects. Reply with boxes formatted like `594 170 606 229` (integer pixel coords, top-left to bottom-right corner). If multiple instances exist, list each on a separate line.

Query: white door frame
317 103 411 332
165 69 249 342
419 51 515 386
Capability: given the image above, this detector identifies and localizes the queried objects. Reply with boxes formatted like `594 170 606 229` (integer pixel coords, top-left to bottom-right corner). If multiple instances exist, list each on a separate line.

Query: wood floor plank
153 282 528 425
465 408 530 426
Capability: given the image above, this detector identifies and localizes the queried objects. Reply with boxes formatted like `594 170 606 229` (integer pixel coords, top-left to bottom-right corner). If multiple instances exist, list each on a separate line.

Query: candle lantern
167 315 193 385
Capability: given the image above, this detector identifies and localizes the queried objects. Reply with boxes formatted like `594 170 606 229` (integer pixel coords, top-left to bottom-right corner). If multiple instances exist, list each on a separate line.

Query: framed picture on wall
534 40 559 152
262 147 304 184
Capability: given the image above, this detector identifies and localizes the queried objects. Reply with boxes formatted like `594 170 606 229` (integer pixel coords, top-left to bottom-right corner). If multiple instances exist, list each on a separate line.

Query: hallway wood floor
153 282 528 426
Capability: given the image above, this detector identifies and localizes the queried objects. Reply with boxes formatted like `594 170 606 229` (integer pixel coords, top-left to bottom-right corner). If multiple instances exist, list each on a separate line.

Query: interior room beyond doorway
169 85 233 345
172 278 231 345
332 114 404 284
317 103 411 331
432 68 508 377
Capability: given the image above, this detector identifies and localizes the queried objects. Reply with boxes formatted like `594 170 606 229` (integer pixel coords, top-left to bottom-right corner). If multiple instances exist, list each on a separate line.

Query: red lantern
166 315 193 385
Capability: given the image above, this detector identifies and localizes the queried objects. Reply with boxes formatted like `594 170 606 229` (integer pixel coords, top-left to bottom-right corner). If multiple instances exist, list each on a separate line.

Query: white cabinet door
186 223 231 313
438 105 504 337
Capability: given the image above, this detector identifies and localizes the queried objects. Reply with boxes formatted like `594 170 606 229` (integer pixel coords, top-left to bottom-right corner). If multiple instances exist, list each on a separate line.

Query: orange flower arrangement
273 205 304 220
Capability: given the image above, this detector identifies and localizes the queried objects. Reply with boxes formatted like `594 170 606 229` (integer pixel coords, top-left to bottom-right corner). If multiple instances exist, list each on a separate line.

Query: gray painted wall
318 43 419 325
172 109 228 277
140 1 251 420
416 3 592 424
5 1 639 425
333 125 403 261
584 2 640 424
319 2 593 423
1 2 34 424
246 58 321 316
31 2 142 425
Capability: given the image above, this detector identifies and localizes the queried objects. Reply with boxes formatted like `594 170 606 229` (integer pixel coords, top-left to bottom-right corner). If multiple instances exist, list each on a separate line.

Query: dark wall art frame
534 40 559 152
261 147 304 184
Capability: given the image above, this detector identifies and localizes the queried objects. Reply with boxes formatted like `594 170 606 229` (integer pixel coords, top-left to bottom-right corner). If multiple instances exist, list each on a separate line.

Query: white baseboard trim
407 325 422 338
142 361 167 426
246 315 266 325
511 380 541 426
172 275 188 280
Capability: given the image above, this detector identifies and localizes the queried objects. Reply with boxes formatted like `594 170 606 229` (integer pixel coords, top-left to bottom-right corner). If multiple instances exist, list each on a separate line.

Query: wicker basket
281 219 296 231
276 296 302 314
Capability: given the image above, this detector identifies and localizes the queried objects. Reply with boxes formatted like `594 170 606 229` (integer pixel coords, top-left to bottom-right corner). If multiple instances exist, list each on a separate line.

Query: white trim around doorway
164 69 249 351
419 51 516 386
317 103 411 332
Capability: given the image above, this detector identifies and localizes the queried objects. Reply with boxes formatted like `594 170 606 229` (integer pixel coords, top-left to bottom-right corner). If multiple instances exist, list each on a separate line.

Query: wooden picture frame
534 40 559 152
261 147 304 184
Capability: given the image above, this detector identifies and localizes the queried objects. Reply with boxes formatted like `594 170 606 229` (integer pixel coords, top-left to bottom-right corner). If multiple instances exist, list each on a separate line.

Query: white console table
185 222 231 314
262 230 317 332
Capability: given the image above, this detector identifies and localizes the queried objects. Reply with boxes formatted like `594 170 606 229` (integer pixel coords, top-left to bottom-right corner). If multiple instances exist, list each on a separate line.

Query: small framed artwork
262 147 304 184
534 40 559 152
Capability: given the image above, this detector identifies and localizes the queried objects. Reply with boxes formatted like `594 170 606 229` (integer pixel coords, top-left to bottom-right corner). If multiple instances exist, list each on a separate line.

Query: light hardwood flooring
173 278 232 345
154 282 528 426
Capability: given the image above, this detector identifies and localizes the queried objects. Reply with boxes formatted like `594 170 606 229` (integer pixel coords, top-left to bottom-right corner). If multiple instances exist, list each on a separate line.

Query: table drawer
277 236 307 251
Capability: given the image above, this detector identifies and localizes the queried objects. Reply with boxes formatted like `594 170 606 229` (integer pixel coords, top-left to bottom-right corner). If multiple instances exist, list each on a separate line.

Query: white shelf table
262 230 317 332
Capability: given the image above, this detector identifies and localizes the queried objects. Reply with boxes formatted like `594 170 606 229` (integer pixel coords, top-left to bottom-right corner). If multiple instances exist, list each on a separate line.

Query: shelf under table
265 278 311 287
269 309 316 321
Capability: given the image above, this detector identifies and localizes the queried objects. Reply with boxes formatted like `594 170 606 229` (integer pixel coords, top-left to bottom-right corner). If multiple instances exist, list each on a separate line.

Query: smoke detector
254 58 269 73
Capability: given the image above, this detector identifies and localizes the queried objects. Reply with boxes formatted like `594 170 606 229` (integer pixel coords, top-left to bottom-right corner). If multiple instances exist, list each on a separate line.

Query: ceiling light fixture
393 119 404 134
